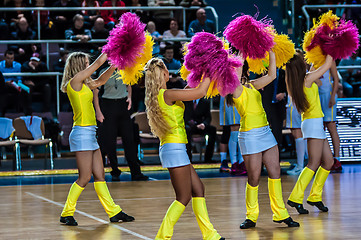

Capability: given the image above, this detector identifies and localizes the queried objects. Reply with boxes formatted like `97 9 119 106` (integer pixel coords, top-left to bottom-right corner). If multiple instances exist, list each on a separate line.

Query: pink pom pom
102 13 146 69
307 20 359 60
224 15 275 59
184 32 243 96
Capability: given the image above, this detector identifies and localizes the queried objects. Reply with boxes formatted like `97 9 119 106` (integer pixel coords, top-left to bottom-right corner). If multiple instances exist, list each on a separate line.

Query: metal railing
3 70 179 116
0 6 219 40
302 4 361 30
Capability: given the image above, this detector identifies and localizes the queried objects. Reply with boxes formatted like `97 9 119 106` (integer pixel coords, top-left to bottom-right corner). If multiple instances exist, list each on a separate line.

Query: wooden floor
1 171 360 240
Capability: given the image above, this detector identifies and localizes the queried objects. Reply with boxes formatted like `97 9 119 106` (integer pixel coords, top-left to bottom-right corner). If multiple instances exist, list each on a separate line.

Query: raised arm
250 51 277 90
329 60 339 107
71 53 108 89
305 55 333 87
164 77 211 105
87 66 117 90
93 88 104 123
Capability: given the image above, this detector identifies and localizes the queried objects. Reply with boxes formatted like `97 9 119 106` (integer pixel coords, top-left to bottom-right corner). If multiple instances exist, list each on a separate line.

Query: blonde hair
144 58 170 139
60 52 91 93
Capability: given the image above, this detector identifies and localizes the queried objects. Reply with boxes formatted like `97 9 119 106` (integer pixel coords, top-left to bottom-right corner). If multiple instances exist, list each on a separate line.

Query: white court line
25 192 152 240
121 171 158 181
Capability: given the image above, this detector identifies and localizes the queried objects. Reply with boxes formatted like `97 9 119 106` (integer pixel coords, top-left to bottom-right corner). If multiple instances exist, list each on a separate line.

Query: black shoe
131 174 149 181
274 217 300 227
307 201 328 212
287 200 309 214
219 238 225 240
60 216 78 226
240 219 256 229
110 211 135 222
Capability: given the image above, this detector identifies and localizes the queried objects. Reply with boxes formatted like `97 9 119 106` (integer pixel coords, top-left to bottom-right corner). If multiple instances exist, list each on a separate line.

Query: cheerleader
144 58 224 240
228 51 299 229
219 96 246 174
285 52 334 214
311 62 342 171
59 52 134 226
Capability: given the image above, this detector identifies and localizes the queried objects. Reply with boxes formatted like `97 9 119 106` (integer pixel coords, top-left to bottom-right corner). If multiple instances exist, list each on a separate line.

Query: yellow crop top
233 83 269 132
158 89 188 145
67 80 97 126
302 82 324 121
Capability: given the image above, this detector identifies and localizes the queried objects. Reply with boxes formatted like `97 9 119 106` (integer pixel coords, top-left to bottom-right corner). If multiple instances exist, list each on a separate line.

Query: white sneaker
287 166 302 175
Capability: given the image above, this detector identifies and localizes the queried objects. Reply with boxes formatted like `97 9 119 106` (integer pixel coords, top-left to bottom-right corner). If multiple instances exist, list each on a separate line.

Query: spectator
65 14 92 52
51 0 80 39
147 21 162 56
81 0 101 28
187 8 215 37
127 0 150 23
162 45 185 89
184 98 217 163
9 17 39 64
162 18 186 59
147 0 175 33
180 0 207 24
4 0 32 32
32 0 53 39
0 50 31 115
101 0 126 30
91 17 109 56
338 51 361 97
21 53 51 112
53 48 69 72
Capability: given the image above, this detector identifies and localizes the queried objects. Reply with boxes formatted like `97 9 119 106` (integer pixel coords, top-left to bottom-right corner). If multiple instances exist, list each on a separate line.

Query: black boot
219 238 225 240
110 211 135 222
287 200 309 214
307 201 328 212
273 217 300 227
60 216 78 226
240 219 256 229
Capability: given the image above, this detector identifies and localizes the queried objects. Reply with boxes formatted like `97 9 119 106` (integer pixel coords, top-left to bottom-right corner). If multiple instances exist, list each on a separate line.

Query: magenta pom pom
184 32 243 96
307 20 359 60
102 12 146 69
224 15 275 59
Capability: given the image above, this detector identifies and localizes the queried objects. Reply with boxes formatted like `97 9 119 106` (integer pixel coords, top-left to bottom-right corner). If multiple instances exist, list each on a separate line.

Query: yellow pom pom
206 80 219 98
247 54 269 75
180 65 191 81
121 33 154 85
272 34 295 68
222 38 230 51
304 46 325 69
318 10 339 29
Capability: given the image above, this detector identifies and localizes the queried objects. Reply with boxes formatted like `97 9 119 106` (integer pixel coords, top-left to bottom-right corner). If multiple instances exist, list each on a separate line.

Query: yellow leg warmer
268 178 290 221
288 167 315 204
245 183 259 223
192 197 221 240
94 181 122 218
61 182 84 217
155 200 185 240
307 167 330 202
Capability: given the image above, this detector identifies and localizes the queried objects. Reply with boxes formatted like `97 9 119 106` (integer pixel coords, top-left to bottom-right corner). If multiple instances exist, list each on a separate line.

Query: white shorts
301 118 326 139
159 143 191 168
238 126 277 155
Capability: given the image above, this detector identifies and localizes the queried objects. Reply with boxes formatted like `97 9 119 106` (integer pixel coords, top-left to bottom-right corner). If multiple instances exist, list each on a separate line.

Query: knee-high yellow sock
288 167 315 204
155 200 185 240
94 181 121 218
246 183 259 222
61 182 84 217
307 167 330 202
192 197 221 240
268 178 290 221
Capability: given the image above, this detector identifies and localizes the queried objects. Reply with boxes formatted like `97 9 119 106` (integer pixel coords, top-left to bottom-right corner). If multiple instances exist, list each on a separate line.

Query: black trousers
98 98 142 177
264 101 286 149
185 124 217 162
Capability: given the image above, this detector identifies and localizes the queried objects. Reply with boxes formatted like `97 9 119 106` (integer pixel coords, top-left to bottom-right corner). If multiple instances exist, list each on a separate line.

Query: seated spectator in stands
162 18 186 59
101 0 126 30
53 48 69 72
91 17 109 56
65 14 92 52
9 17 39 64
187 8 215 37
147 21 162 56
51 0 80 39
4 0 32 32
31 0 53 39
81 0 101 28
180 0 207 24
0 50 31 115
161 45 185 89
339 51 361 97
126 0 150 23
184 97 217 163
147 0 175 33
21 53 51 112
